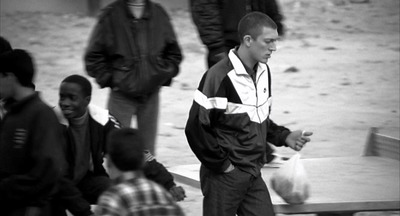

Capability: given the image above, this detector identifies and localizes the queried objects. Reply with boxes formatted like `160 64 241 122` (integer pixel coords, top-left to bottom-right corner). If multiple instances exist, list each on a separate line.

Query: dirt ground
1 0 399 215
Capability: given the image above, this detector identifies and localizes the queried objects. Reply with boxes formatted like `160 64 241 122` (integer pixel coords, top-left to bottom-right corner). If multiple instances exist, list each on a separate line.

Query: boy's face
249 26 278 64
59 82 90 119
0 73 17 100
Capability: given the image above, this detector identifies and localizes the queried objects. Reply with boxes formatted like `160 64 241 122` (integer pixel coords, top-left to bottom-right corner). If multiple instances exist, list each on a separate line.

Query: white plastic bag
270 153 310 204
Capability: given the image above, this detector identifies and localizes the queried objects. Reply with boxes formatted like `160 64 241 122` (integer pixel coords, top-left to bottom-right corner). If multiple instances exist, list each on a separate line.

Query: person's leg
108 91 137 128
200 165 251 216
77 173 111 204
237 174 275 216
136 89 159 155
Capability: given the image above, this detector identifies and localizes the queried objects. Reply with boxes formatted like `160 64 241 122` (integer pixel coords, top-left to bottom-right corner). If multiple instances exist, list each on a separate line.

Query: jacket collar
121 0 151 20
228 48 268 77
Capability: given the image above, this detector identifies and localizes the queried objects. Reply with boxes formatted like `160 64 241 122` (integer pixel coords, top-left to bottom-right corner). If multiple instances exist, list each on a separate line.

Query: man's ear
85 95 91 104
243 35 253 47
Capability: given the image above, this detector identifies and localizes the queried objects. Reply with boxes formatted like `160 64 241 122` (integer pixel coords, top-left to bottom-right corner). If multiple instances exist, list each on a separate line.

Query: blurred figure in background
85 0 182 155
0 49 64 216
54 74 185 216
95 128 185 216
190 0 285 68
0 36 13 121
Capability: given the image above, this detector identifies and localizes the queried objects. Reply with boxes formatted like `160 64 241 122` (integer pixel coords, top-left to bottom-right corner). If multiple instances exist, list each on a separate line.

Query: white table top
168 156 400 214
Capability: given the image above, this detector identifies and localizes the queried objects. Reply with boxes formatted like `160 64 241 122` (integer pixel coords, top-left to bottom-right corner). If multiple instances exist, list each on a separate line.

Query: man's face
59 82 90 119
0 73 16 100
249 26 278 64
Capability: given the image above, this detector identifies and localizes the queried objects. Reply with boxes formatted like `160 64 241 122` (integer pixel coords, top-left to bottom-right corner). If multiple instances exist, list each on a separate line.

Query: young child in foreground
95 128 185 216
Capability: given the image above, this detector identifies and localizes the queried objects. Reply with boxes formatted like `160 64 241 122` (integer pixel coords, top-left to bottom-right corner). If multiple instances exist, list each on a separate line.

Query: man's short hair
61 74 92 97
0 49 35 89
238 12 278 42
107 128 145 171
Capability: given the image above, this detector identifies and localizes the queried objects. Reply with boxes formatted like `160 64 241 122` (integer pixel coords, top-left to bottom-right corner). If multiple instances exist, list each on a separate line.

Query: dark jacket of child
0 93 64 215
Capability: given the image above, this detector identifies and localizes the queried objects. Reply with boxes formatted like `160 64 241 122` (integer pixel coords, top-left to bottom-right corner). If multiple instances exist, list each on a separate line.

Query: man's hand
285 130 313 151
169 185 186 202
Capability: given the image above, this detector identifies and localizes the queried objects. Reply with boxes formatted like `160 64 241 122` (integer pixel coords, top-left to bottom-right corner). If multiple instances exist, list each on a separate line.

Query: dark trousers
200 165 275 216
108 89 160 155
77 172 111 204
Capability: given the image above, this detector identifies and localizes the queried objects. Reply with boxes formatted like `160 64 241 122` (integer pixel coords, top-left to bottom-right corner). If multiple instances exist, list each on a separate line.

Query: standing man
190 0 285 68
185 12 312 216
0 49 64 216
84 0 182 155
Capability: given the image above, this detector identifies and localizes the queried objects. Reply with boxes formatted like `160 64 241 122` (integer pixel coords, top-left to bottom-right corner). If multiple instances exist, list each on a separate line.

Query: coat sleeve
190 0 226 54
143 151 176 190
84 15 113 88
157 5 183 86
184 72 231 173
266 119 291 147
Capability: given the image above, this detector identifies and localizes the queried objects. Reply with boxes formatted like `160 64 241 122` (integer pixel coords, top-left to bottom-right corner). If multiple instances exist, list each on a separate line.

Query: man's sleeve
158 5 183 86
190 0 225 54
184 72 231 173
84 16 113 88
266 119 291 147
143 151 176 190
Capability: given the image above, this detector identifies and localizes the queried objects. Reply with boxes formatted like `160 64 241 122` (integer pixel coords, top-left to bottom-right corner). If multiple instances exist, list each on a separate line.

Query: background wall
0 0 189 15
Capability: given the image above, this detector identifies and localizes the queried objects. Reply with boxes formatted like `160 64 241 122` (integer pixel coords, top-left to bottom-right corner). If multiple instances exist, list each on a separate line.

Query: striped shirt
95 172 185 216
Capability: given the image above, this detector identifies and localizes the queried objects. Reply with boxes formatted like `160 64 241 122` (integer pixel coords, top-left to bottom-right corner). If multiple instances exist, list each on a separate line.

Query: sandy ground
1 0 399 215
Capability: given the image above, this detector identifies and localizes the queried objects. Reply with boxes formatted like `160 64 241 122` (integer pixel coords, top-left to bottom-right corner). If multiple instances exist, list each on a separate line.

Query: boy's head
238 12 279 64
0 36 12 54
0 49 35 99
59 74 92 119
106 128 144 178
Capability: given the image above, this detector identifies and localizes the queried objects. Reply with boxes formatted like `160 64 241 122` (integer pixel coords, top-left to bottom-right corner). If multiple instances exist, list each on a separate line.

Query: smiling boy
56 75 185 216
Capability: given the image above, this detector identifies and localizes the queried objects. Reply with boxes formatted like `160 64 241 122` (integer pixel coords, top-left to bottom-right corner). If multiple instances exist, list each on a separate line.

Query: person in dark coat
84 0 182 155
190 0 285 68
0 49 64 216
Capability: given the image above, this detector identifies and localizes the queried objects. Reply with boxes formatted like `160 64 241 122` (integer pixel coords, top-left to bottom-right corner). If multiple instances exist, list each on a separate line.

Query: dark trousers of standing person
200 165 275 216
108 89 159 155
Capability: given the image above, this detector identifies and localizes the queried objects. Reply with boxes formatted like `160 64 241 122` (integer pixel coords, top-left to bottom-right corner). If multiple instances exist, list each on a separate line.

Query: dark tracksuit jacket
85 0 182 98
57 106 177 216
185 50 290 176
0 93 64 215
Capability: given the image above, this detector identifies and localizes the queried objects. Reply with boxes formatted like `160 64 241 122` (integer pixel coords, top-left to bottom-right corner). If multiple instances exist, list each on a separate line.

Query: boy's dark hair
0 49 35 89
61 74 92 97
0 36 12 54
107 128 144 171
238 12 277 42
